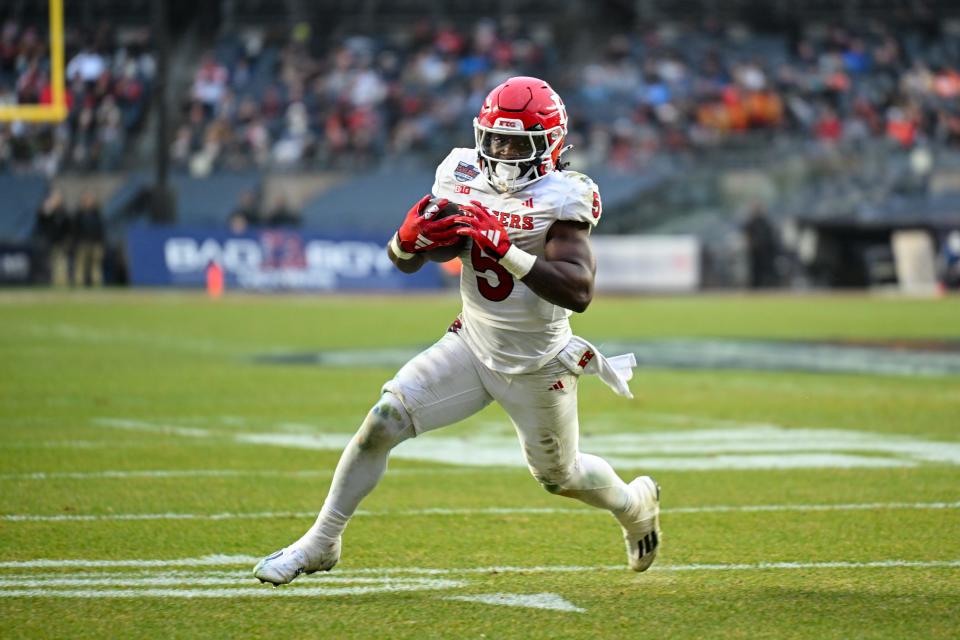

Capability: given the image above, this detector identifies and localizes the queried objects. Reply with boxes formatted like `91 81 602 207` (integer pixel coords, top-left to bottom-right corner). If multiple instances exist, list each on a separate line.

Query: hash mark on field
93 419 212 438
444 592 585 613
2 501 958 522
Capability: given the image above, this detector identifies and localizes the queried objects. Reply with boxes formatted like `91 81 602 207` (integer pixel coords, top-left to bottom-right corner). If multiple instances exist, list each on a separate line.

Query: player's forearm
520 259 594 313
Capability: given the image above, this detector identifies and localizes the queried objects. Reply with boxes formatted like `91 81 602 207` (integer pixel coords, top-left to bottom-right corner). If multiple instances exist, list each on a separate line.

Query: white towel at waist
556 335 637 399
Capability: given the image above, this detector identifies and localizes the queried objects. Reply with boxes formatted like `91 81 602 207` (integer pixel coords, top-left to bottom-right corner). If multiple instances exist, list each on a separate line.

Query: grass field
1 290 959 638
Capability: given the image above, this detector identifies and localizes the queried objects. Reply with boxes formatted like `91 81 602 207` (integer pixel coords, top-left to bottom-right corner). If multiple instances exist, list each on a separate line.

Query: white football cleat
253 536 341 586
621 476 661 572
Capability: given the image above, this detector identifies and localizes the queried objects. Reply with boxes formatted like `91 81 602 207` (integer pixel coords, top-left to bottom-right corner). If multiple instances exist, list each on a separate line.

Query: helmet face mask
480 131 540 161
473 77 569 193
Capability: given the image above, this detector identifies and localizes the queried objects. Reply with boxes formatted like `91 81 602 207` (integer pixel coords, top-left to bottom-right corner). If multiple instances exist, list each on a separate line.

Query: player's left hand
397 195 463 253
454 200 512 259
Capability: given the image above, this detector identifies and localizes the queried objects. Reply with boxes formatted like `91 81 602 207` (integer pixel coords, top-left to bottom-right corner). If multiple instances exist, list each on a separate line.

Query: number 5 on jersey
470 242 513 302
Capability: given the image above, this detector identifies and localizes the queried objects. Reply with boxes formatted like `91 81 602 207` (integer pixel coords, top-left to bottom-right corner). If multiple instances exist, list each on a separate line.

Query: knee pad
524 432 576 493
355 392 412 451
529 465 575 494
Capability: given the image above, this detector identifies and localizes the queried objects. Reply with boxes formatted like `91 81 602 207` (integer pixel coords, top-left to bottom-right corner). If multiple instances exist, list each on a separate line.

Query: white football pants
307 329 633 544
386 330 586 489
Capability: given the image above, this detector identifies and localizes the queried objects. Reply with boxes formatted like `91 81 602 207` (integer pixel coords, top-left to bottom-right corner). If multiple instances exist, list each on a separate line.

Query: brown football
421 198 467 263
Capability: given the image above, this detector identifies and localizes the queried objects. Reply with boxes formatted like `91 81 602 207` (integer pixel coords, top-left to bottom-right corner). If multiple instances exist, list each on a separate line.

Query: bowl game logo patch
454 161 479 182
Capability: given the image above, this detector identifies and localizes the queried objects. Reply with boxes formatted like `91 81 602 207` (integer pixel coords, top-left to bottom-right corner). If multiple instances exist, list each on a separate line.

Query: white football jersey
432 147 602 374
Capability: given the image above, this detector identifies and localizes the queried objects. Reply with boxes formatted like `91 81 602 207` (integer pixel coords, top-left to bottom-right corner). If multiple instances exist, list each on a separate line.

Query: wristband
499 244 537 278
390 233 416 260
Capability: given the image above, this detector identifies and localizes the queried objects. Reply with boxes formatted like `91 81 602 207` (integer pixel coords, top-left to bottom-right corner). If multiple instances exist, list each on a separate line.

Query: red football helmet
474 76 569 193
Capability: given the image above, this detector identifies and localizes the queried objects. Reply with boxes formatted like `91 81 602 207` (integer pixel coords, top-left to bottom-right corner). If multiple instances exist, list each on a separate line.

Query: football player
254 76 660 585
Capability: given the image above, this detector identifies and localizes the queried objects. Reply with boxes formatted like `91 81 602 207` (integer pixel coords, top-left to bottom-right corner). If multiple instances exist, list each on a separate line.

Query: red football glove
396 195 463 253
454 200 512 259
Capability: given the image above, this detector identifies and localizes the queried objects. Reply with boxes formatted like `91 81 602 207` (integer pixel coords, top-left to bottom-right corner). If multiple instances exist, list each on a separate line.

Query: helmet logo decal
493 118 523 130
548 93 568 126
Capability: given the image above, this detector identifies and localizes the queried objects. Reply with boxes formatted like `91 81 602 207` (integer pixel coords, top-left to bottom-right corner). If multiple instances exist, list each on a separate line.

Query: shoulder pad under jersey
555 171 602 227
432 148 483 198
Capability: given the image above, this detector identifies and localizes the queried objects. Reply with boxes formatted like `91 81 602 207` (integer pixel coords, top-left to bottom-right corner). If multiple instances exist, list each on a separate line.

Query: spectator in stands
264 195 299 228
5 9 960 180
164 14 960 177
96 95 125 169
943 230 960 290
0 18 152 177
742 203 779 289
272 101 314 167
228 189 260 232
814 106 843 144
72 191 105 287
66 42 106 86
191 53 229 116
31 188 70 287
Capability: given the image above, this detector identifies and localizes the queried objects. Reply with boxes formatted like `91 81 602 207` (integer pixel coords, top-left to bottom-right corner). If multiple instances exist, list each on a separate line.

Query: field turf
1 290 958 638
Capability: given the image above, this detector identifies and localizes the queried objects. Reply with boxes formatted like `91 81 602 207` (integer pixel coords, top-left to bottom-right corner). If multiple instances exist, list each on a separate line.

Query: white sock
300 393 414 546
304 504 350 544
555 452 634 520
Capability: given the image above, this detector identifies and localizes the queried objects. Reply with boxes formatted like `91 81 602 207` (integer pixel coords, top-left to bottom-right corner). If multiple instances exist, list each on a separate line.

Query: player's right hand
454 200 513 259
397 195 463 253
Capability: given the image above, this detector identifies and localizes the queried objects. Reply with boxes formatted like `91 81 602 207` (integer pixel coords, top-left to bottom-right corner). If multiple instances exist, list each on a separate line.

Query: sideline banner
0 244 32 285
126 225 444 290
592 235 700 292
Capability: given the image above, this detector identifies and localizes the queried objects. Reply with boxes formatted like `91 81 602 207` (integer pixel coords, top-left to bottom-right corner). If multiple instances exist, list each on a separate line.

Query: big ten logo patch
455 184 471 194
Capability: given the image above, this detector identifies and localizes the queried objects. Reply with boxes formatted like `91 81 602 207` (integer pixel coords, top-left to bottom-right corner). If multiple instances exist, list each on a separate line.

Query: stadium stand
0 17 154 176
165 13 960 176
1 1 959 287
0 174 47 240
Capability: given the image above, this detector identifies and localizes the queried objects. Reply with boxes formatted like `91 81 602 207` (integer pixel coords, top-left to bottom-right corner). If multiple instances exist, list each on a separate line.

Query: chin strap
557 144 574 170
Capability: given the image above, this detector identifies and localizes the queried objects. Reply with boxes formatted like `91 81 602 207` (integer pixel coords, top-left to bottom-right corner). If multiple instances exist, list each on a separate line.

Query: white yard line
1 559 956 605
0 511 318 522
0 576 452 588
0 441 166 450
0 570 253 580
0 555 258 569
0 581 465 599
2 500 958 522
0 557 956 577
0 470 323 481
0 468 488 481
658 559 960 572
665 500 960 514
300 559 960 576
23 323 244 356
